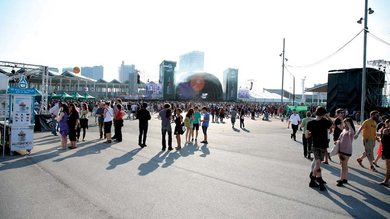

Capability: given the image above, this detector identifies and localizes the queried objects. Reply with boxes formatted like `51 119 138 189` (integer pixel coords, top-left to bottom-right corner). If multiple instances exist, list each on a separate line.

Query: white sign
11 127 33 151
13 95 33 126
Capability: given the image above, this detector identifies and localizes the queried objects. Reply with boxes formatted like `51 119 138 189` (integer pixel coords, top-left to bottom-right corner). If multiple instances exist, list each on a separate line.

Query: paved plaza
1 115 389 218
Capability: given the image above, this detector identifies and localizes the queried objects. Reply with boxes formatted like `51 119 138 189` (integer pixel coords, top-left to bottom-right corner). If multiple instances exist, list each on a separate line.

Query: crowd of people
288 107 390 191
47 99 390 190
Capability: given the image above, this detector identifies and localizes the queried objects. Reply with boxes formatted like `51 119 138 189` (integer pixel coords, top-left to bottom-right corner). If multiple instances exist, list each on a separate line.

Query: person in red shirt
114 104 126 142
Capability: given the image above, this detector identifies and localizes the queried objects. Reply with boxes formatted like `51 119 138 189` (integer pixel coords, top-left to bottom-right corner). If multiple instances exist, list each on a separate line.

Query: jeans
139 124 148 145
161 127 172 149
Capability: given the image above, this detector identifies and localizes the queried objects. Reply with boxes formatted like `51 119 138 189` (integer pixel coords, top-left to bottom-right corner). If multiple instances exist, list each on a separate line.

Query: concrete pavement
1 115 389 218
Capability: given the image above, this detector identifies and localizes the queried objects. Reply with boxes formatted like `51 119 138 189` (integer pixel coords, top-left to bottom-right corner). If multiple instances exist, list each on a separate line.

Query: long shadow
322 164 389 194
323 187 387 218
178 142 197 157
162 151 180 168
346 184 390 211
0 150 63 171
106 148 142 170
232 127 240 132
200 144 210 158
53 141 111 162
138 151 169 176
241 127 250 133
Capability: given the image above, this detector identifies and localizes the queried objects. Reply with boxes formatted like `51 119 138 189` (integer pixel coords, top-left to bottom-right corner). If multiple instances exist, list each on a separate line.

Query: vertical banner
13 95 33 127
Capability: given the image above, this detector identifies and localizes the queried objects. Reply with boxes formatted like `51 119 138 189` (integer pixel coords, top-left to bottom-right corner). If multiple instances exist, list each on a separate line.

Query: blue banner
7 87 36 95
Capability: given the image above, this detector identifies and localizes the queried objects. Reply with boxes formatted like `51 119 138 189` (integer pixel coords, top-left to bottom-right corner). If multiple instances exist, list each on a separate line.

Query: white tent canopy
238 88 288 103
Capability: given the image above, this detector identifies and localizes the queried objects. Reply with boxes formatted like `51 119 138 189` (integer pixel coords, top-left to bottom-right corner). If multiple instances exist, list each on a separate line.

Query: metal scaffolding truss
0 60 49 114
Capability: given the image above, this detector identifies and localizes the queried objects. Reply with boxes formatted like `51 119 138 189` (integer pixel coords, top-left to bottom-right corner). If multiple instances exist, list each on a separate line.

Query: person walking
159 103 173 151
288 109 301 141
200 107 210 144
379 119 390 187
137 103 151 148
79 103 89 141
68 103 79 149
306 107 332 191
192 106 201 142
184 108 194 143
301 111 313 159
56 103 69 150
336 118 355 187
114 104 125 142
174 108 184 150
104 102 114 143
231 107 237 128
354 110 379 172
239 108 245 129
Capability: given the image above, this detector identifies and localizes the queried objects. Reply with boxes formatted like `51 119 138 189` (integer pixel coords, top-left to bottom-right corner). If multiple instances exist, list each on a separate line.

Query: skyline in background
0 0 389 94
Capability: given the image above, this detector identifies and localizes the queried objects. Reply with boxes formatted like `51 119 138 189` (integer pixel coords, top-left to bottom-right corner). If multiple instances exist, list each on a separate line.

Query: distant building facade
81 65 104 80
179 51 204 72
118 61 137 94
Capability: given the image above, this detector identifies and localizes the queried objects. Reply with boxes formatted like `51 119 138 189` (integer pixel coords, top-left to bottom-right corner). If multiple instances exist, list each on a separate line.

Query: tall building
62 67 73 73
159 60 176 100
179 51 204 72
81 65 104 80
223 68 239 101
118 61 137 94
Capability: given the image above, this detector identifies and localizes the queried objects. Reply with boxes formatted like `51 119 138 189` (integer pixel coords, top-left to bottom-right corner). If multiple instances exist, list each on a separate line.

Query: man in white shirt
104 102 114 143
288 109 301 141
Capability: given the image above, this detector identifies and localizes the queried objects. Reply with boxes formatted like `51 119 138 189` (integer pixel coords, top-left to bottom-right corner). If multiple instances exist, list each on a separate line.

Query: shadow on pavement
323 186 388 218
138 151 169 176
53 141 111 162
106 148 142 170
200 144 210 157
322 164 390 195
232 127 240 132
241 127 250 133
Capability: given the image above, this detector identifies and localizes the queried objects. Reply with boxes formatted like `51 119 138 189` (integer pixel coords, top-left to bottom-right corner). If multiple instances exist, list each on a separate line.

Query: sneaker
162 147 166 151
336 181 343 187
168 147 173 151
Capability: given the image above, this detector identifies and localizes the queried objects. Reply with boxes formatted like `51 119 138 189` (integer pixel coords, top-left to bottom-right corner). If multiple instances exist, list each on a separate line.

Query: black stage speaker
327 68 384 117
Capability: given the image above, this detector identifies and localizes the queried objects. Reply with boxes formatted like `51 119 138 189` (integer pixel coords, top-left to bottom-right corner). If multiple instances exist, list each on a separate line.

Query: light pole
280 38 287 104
358 0 374 122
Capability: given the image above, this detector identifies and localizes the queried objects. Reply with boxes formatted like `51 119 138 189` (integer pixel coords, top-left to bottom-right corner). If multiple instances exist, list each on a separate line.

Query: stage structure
0 61 49 113
327 67 385 117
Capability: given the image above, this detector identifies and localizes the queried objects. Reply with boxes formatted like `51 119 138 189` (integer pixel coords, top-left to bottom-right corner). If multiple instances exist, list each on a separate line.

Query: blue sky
0 0 389 93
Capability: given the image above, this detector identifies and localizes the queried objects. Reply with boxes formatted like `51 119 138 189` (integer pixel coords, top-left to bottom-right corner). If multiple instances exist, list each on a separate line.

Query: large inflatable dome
176 72 223 101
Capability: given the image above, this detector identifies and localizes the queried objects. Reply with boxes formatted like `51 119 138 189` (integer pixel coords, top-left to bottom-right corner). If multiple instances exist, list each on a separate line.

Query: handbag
181 123 186 134
330 141 340 157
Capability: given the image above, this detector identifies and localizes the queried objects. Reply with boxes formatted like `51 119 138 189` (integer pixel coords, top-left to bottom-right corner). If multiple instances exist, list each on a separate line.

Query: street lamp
280 38 288 104
359 0 374 122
